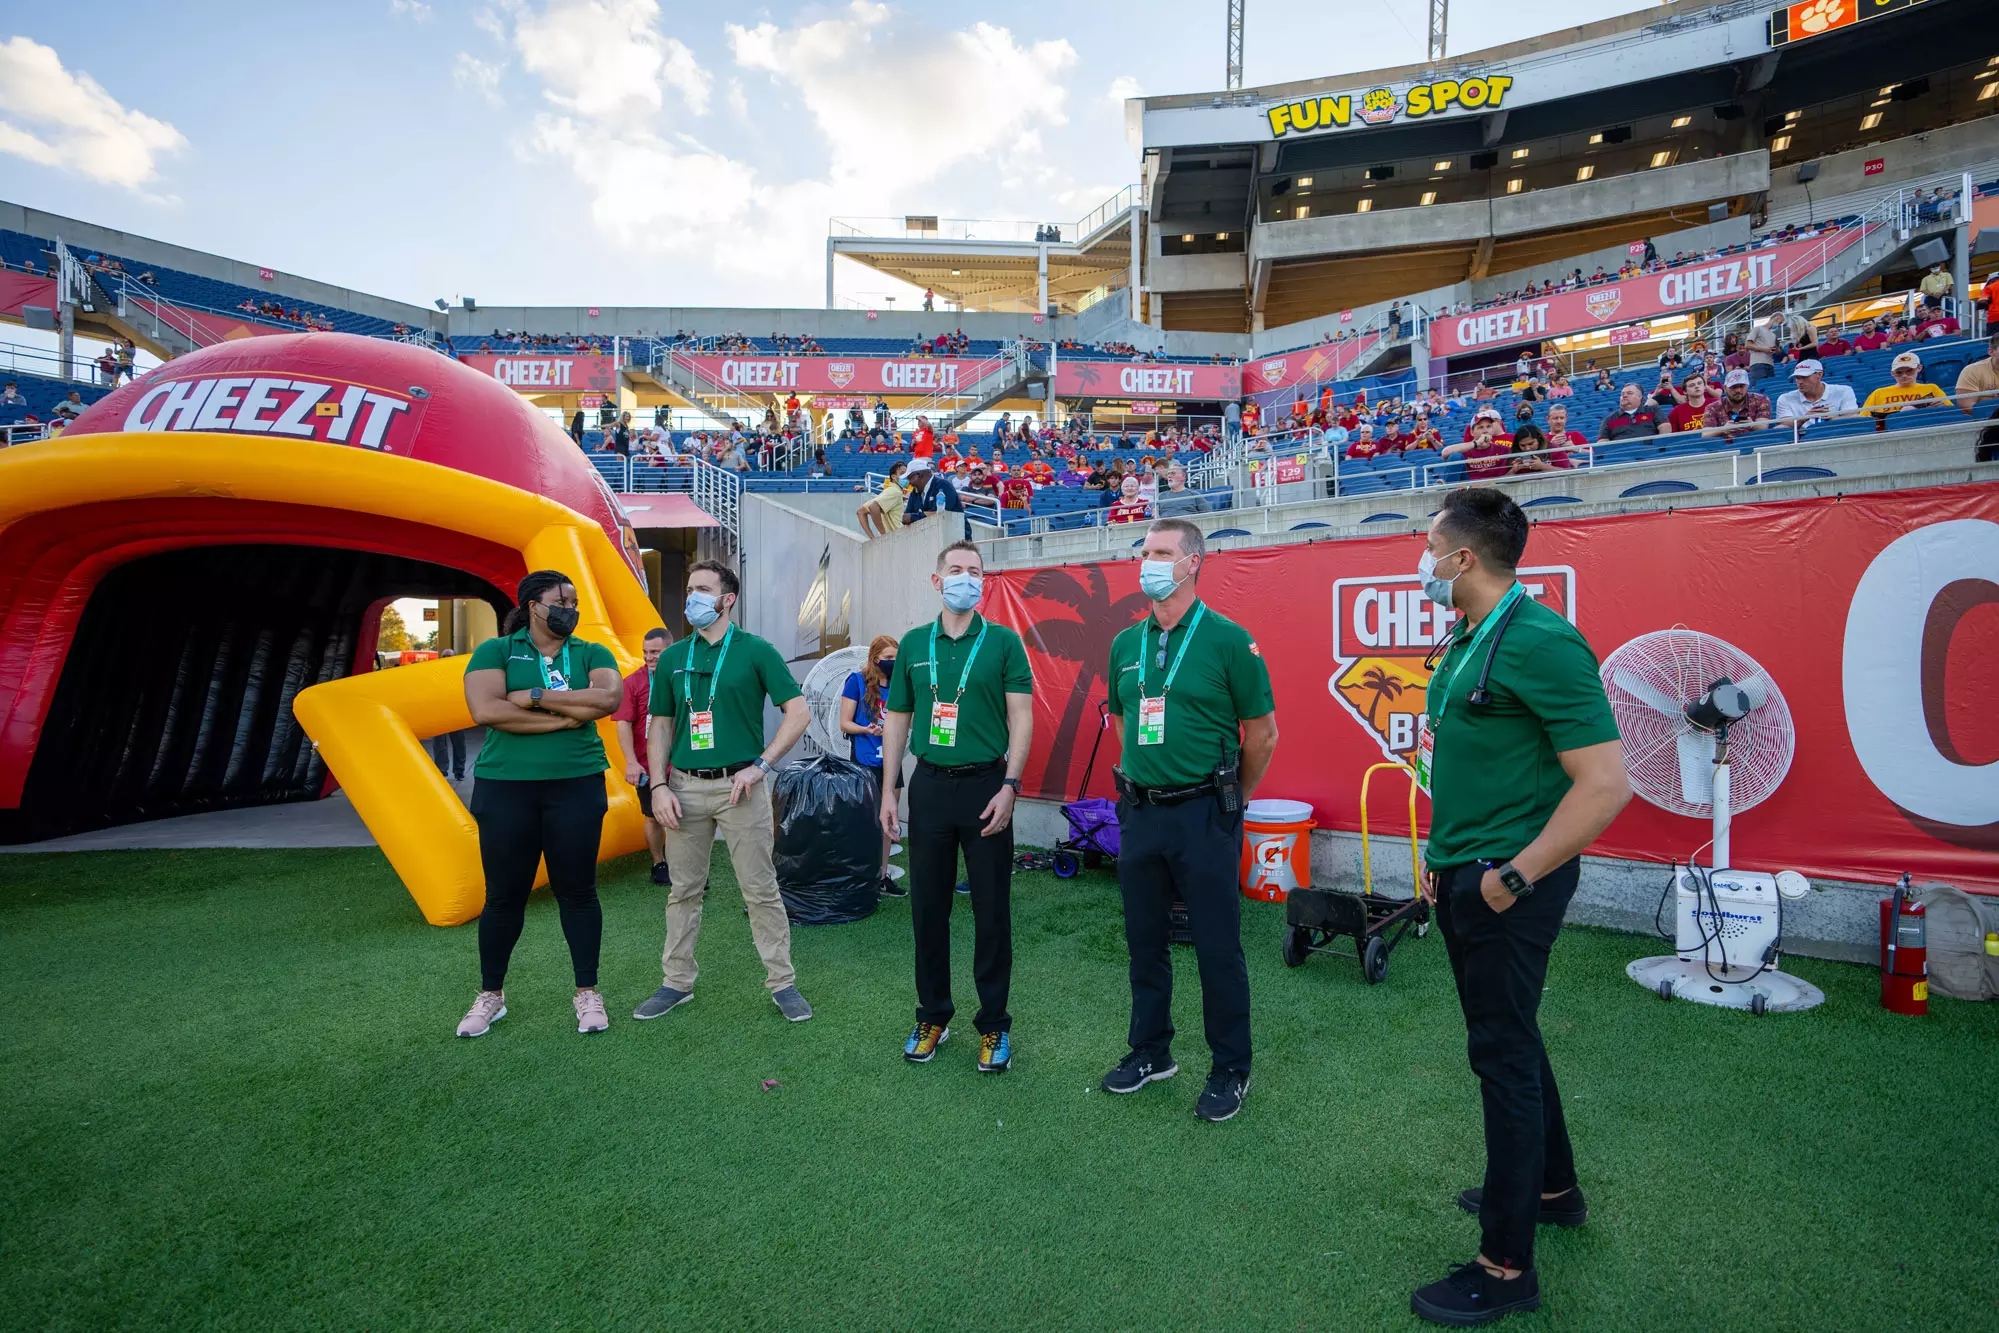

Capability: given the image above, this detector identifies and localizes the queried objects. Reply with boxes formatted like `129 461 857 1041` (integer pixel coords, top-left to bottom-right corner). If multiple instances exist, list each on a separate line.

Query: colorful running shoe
903 1021 949 1062
978 1031 1012 1073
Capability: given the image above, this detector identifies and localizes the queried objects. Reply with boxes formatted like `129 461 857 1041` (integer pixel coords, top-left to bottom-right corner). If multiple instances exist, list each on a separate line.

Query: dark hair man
615 626 674 883
1407 487 1631 1326
1101 518 1278 1123
638 559 814 1024
878 540 1035 1072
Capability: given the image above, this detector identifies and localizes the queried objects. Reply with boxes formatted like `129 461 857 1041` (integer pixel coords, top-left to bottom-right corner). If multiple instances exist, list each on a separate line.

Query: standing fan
1601 630 1823 1014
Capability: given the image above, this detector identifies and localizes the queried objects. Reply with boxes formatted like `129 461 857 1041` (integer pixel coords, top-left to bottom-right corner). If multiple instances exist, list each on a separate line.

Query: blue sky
1 0 1656 311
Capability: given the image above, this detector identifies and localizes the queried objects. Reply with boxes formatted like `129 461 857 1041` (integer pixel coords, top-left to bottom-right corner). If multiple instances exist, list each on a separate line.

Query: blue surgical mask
1418 548 1463 609
685 590 722 629
940 573 982 613
1139 558 1183 601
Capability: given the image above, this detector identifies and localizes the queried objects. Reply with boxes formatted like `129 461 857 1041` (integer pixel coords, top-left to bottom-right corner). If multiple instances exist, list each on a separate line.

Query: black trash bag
771 753 881 925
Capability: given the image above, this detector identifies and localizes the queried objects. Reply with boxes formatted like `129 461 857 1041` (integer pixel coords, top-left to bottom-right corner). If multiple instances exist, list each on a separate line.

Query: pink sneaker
456 990 505 1038
574 988 609 1035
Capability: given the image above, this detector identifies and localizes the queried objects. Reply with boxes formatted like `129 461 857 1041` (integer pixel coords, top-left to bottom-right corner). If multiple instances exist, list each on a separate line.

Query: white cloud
391 0 433 19
0 37 186 191
454 53 505 105
473 6 509 41
1106 75 1142 106
727 3 1075 186
514 0 710 119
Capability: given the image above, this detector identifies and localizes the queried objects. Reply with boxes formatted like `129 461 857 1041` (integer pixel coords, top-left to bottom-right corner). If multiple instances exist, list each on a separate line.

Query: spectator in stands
569 409 586 446
0 382 24 410
611 413 633 456
95 348 119 386
1918 264 1953 304
1774 359 1858 427
1667 373 1713 433
1886 317 1918 347
902 459 963 525
1745 318 1778 383
1852 318 1889 352
962 464 998 498
1546 373 1572 399
1343 422 1382 462
1591 367 1613 393
1914 301 1960 340
1598 384 1669 441
1861 351 1951 429
1781 308 1819 361
1703 369 1774 438
1508 423 1570 474
1105 475 1152 525
1444 412 1513 480
1953 332 1999 417
53 392 86 420
1817 326 1854 359
1155 463 1209 517
1543 404 1586 459
725 438 750 473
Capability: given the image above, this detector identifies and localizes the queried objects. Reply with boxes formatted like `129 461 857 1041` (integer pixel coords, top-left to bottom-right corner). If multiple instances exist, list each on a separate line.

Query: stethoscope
1421 590 1524 709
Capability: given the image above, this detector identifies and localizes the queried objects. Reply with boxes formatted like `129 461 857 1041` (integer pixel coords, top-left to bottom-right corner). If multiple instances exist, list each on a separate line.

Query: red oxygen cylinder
1879 877 1928 1017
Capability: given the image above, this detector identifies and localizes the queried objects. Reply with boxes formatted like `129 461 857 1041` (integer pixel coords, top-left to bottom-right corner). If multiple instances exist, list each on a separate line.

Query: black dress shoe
1456 1185 1588 1227
1410 1261 1539 1326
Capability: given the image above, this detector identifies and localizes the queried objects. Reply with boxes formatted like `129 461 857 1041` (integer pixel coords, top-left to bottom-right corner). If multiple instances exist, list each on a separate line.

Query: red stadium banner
681 355 980 395
460 353 617 394
1606 325 1652 346
1052 361 1243 401
0 272 55 322
1243 337 1379 397
1429 231 1871 357
982 485 1999 889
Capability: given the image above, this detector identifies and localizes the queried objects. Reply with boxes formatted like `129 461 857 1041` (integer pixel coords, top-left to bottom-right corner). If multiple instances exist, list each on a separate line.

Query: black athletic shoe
1101 1051 1178 1094
1410 1262 1540 1326
880 874 907 899
1456 1186 1588 1227
650 861 672 886
1194 1071 1251 1122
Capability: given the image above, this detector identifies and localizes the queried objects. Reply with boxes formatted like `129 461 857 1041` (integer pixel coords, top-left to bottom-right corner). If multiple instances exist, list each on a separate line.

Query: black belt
1115 771 1216 806
918 757 1004 777
678 760 758 780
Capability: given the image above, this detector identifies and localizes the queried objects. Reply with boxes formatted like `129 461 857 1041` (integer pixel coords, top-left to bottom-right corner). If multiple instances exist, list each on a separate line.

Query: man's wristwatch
1002 777 1022 792
1495 861 1535 899
528 687 545 709
752 757 771 774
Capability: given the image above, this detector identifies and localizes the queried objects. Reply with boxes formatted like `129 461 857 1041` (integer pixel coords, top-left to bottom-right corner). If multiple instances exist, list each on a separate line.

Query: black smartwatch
1002 777 1022 792
1496 861 1534 900
528 687 545 709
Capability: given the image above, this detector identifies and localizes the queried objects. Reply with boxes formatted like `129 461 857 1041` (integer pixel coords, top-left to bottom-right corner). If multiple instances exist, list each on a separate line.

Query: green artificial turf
1 846 1995 1331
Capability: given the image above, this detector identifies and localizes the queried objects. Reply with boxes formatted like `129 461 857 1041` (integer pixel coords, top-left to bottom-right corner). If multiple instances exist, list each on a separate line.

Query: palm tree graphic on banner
1357 665 1404 729
1020 564 1150 794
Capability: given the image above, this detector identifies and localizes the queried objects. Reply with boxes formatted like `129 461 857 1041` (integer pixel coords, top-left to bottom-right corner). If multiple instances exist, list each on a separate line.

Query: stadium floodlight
1650 150 1674 167
1511 148 1530 160
1771 135 1791 151
1433 160 1452 171
1355 199 1372 213
1297 176 1314 187
1419 191 1437 205
1983 83 1999 102
1506 178 1523 193
1859 113 1883 130
434 298 447 311
1576 165 1595 182
1671 115 1692 128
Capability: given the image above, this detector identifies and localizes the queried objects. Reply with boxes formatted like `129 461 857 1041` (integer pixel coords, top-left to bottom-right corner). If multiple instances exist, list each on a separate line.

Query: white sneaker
574 989 609 1035
456 990 506 1038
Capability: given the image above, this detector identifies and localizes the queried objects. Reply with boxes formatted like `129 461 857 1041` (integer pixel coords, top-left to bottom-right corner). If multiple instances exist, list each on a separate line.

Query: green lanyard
681 624 734 712
1429 582 1523 725
1139 601 1207 700
929 615 988 706
536 638 573 690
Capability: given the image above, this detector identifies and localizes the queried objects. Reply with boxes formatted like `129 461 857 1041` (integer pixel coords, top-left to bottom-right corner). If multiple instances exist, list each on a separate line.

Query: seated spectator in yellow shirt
1860 351 1952 430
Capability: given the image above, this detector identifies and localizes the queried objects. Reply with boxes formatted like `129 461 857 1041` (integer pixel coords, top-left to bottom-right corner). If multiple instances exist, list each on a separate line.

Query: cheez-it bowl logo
1261 358 1288 386
828 362 856 388
1357 87 1400 125
1328 568 1577 761
1585 287 1624 321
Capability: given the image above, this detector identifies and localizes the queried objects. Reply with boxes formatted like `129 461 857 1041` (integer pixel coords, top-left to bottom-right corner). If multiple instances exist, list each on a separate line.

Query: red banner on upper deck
1428 231 1871 357
982 485 1999 890
460 354 617 394
1051 361 1242 401
1243 337 1379 398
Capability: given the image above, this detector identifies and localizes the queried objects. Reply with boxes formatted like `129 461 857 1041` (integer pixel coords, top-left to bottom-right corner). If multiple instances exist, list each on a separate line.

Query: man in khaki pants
636 560 813 1023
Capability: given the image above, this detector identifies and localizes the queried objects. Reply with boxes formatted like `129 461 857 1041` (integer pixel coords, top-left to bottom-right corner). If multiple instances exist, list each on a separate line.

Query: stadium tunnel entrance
2 542 507 844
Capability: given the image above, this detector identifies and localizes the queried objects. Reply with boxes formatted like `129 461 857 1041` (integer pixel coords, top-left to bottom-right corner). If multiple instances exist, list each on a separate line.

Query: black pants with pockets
471 774 609 992
907 759 1013 1035
1116 794 1250 1078
1434 856 1582 1271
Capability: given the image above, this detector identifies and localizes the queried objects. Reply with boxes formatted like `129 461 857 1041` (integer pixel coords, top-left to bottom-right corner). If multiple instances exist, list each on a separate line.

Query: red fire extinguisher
1879 873 1928 1017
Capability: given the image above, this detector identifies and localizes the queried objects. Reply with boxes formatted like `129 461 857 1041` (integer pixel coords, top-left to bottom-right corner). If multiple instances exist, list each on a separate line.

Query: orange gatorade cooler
1240 799 1316 901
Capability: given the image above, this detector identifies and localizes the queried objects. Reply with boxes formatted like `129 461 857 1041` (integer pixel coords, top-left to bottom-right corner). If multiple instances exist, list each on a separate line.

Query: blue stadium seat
1208 528 1253 540
1289 521 1331 530
1359 513 1408 523
1521 495 1581 507
1750 465 1836 484
1619 480 1697 497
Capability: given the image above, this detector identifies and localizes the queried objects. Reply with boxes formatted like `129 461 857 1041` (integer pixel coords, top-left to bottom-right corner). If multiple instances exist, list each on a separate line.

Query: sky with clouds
1 0 1657 312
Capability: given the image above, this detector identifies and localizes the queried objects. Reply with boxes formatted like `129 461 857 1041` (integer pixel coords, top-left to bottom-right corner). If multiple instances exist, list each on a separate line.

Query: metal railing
830 184 1140 247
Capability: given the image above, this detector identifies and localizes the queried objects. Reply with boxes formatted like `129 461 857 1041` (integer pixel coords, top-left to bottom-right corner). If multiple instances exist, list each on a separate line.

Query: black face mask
877 658 895 681
540 604 580 638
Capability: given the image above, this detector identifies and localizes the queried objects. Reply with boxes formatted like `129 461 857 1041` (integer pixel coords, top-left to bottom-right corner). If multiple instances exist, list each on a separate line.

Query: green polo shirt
886 613 1033 765
648 624 800 770
1107 599 1274 787
467 628 619 781
1424 592 1620 867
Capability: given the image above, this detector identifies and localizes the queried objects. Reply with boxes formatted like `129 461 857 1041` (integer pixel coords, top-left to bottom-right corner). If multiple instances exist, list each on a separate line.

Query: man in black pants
1101 519 1278 1123
879 540 1034 1073
1408 488 1630 1326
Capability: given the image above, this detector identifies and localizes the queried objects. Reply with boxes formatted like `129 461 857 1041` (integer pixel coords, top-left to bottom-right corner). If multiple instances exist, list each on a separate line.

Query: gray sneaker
772 985 813 1022
632 985 692 1021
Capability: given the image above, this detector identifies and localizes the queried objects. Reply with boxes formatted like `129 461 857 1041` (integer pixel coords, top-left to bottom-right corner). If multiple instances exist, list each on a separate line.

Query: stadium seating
0 371 112 426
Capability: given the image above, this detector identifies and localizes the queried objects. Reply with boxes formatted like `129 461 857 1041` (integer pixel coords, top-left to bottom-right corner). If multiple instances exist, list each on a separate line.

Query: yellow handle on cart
1359 762 1423 901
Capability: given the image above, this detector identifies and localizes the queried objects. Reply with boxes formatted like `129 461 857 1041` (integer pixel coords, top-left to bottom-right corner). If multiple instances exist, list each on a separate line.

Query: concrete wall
1251 152 1770 264
738 492 958 657
1466 214 1752 304
452 304 1070 343
0 201 442 329
1146 252 1249 295
1765 118 1999 223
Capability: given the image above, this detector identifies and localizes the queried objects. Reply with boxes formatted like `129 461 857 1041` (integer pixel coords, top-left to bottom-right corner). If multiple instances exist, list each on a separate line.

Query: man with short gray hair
1154 463 1210 517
